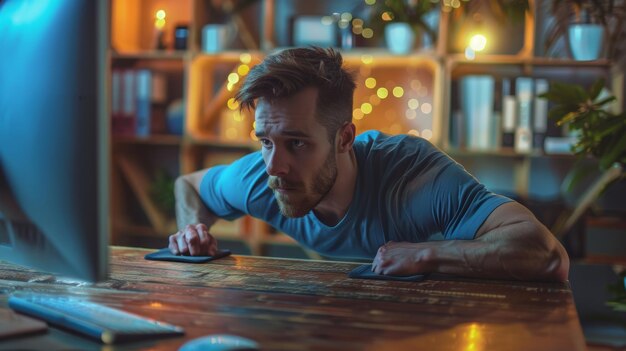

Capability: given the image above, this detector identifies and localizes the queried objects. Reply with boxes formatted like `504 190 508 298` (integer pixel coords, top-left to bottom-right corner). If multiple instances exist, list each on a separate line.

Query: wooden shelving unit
108 0 620 257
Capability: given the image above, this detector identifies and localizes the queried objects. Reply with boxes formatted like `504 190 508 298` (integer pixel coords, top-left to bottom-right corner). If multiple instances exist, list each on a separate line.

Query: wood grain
0 246 585 351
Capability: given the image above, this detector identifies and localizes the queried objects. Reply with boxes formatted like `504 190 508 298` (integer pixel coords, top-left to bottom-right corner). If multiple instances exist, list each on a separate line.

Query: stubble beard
268 150 337 218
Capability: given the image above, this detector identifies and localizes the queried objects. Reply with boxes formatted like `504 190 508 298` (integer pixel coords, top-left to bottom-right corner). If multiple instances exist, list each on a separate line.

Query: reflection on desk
0 246 585 350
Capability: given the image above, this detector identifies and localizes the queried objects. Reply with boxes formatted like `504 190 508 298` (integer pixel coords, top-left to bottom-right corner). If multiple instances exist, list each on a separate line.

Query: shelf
186 135 259 151
113 135 183 146
111 51 189 60
445 148 576 159
446 54 612 68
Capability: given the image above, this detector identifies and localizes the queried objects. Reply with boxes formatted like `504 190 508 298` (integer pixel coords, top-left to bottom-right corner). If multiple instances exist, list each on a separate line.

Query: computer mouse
178 334 260 351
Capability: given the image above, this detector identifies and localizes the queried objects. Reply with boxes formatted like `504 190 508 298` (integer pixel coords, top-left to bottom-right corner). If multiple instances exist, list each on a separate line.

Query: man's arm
168 169 220 256
372 202 570 282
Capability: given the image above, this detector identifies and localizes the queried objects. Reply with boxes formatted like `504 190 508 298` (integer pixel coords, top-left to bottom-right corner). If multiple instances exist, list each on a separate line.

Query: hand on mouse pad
348 264 426 282
144 248 231 263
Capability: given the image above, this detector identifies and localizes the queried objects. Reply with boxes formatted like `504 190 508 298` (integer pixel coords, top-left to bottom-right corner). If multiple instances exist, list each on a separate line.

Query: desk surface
0 246 585 351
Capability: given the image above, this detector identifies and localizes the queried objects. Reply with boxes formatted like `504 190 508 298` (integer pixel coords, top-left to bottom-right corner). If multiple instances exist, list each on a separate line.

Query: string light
392 86 404 98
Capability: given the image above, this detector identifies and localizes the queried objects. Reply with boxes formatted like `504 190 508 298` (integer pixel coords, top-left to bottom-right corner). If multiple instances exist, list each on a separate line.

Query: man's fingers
168 234 180 255
176 230 190 255
184 225 201 256
194 224 211 253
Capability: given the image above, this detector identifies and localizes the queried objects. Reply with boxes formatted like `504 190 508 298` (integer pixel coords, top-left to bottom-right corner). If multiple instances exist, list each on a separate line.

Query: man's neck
313 149 358 226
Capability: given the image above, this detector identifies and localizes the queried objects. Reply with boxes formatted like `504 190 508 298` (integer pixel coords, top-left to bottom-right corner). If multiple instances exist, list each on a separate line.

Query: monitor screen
0 0 109 282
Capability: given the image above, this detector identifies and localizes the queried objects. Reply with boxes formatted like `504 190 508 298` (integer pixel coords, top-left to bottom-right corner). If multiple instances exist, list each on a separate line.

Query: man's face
255 87 338 218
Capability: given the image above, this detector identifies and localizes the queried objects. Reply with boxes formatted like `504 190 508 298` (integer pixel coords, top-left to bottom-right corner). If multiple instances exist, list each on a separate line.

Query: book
515 77 534 154
501 78 517 148
461 75 496 151
533 79 549 150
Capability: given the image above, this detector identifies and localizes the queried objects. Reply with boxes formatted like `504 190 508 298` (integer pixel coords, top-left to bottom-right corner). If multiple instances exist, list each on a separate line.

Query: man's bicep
180 169 209 193
474 201 536 238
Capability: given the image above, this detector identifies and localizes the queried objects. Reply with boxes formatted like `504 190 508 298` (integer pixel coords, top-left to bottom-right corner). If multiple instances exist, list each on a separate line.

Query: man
169 47 569 282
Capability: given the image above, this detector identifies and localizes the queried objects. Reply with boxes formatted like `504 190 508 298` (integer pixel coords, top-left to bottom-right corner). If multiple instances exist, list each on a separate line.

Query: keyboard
8 293 185 344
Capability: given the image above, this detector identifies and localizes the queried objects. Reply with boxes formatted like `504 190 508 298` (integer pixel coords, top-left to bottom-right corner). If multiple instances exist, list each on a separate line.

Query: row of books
450 75 575 154
111 69 171 136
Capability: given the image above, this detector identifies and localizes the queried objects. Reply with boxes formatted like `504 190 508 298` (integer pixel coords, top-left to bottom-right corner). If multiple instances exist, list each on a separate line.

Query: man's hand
372 241 433 276
168 224 218 256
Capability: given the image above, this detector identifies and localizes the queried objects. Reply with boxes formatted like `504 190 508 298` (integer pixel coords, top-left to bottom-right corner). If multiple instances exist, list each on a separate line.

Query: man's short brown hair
235 47 356 141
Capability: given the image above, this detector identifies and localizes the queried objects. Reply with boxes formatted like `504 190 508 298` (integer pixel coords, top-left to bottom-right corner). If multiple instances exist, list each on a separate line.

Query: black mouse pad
144 248 231 263
348 264 426 282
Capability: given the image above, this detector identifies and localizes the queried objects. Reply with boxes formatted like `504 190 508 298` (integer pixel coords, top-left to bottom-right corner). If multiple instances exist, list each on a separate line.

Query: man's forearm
174 176 218 229
418 221 569 281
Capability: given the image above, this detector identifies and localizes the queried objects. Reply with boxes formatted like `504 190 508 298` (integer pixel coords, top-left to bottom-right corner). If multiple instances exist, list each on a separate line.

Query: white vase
385 22 415 55
568 24 604 61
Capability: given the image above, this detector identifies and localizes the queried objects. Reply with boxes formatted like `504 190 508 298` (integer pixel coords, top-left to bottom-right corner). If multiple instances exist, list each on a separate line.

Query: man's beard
268 150 337 218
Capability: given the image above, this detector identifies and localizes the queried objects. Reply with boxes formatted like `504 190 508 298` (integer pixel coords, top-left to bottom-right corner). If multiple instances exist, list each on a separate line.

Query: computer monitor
0 0 110 282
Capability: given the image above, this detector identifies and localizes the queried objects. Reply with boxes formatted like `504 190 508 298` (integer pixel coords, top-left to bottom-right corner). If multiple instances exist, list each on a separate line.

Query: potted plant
366 0 440 54
543 0 626 61
539 79 626 235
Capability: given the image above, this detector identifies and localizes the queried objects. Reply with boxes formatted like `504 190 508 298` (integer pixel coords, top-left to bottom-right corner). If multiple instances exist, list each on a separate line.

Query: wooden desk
0 246 585 350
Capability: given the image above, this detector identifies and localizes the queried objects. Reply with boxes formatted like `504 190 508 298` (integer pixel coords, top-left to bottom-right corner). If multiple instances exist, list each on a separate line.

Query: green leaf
599 132 626 170
589 79 605 100
594 96 617 107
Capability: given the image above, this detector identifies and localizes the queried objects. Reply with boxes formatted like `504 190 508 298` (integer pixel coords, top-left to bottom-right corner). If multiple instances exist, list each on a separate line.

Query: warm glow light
469 34 487 52
365 77 377 89
149 302 163 308
408 98 419 109
392 86 404 98
227 82 235 91
389 123 401 134
155 19 166 29
228 73 240 84
352 18 364 27
321 16 333 25
422 129 433 140
361 55 374 64
405 109 417 119
377 87 389 99
353 26 363 35
341 12 353 21
238 65 250 76
421 102 433 114
338 19 350 29
362 28 374 38
239 53 252 64
353 108 364 120
408 129 420 136
233 111 243 122
156 10 166 20
361 102 373 114
365 0 376 5
369 95 381 105
410 79 422 90
250 130 258 141
227 98 239 110
381 12 394 21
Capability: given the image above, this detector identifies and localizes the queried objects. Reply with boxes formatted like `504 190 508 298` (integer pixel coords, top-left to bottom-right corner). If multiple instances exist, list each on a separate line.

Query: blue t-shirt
200 131 511 259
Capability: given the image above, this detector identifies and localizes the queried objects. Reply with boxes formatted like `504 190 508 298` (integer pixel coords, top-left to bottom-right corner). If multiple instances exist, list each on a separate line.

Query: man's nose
265 148 289 177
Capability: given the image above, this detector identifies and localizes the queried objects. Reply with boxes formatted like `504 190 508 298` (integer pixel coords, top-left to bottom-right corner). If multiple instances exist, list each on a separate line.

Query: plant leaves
590 78 605 100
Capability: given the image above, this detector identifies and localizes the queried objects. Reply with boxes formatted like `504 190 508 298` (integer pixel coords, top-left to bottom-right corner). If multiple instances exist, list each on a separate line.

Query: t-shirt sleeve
430 160 512 240
199 151 266 221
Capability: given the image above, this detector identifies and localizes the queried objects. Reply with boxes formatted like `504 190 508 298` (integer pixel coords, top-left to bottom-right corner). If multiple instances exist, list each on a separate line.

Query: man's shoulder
354 130 435 154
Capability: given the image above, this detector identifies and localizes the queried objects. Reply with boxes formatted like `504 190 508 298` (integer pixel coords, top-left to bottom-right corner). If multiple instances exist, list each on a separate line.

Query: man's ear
336 122 356 153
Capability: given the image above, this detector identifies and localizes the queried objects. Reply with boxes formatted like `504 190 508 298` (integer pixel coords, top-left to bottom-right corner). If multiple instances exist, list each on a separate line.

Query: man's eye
260 139 273 148
292 140 305 148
